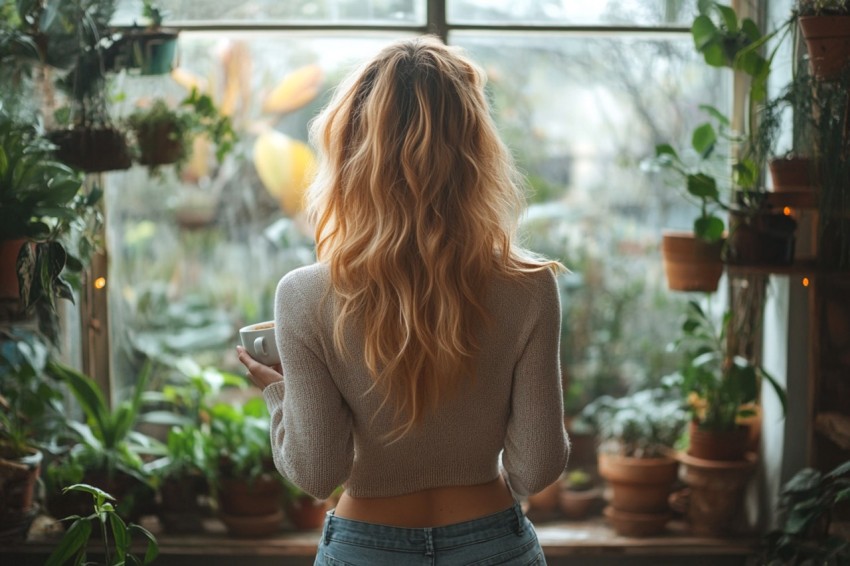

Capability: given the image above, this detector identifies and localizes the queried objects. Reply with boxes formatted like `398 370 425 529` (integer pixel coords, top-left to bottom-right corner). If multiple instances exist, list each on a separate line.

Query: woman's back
265 262 568 510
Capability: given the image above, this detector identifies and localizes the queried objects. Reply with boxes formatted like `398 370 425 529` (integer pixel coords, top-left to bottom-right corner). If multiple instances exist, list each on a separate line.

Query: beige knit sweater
262 262 569 499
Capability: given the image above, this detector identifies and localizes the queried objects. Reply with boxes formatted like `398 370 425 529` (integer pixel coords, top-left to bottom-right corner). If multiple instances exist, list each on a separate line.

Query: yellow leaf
253 130 316 215
262 65 323 115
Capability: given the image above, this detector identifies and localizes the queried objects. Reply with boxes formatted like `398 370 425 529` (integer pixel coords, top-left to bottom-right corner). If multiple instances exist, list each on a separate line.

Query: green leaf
109 512 129 560
692 14 718 51
714 4 738 32
686 173 719 200
64 483 116 502
698 104 730 126
701 42 727 67
45 519 92 566
741 18 761 42
694 215 725 242
733 160 758 189
128 523 160 564
48 362 110 440
827 460 850 479
691 123 717 158
655 143 680 161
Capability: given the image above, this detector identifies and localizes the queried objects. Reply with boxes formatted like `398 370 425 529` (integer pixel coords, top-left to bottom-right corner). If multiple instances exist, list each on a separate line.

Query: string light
802 277 810 287
783 206 792 216
94 277 107 290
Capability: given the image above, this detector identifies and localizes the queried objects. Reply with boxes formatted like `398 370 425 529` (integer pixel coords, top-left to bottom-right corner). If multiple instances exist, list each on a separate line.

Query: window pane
448 0 698 26
451 31 729 412
114 0 426 25
105 33 414 396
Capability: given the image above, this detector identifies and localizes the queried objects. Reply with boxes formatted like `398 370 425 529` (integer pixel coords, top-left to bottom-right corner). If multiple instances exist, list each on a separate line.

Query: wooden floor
2 514 756 565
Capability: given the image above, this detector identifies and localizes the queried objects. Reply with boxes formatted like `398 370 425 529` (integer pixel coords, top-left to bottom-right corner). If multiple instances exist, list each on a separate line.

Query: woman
237 36 569 565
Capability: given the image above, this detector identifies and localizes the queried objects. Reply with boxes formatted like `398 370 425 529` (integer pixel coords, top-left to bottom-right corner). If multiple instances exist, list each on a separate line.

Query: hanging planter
113 29 180 75
48 127 132 173
661 231 724 293
799 16 850 80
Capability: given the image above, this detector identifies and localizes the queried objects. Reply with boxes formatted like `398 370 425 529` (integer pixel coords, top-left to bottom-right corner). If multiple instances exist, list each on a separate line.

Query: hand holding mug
238 321 283 391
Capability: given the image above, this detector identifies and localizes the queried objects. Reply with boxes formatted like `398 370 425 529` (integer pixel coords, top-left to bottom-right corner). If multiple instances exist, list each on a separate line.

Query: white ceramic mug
239 321 280 365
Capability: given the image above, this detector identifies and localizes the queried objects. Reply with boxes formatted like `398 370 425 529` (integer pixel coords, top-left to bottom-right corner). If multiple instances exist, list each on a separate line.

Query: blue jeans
313 503 545 565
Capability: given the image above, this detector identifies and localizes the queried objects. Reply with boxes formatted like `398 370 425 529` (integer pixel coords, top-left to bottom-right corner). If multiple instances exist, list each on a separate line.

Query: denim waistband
321 503 527 553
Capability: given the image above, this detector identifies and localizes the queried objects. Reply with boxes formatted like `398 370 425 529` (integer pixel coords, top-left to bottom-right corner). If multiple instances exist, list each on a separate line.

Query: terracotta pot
157 474 207 533
0 239 27 299
218 475 283 517
559 487 600 520
688 421 749 461
0 450 42 543
726 211 796 266
661 231 724 293
598 453 678 514
526 478 562 520
603 506 671 537
799 16 850 80
769 156 819 191
676 451 757 535
285 497 328 530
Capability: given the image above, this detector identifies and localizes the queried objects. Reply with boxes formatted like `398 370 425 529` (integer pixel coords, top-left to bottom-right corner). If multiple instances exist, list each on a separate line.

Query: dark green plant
757 460 850 565
670 300 787 432
126 88 237 172
45 483 158 566
580 387 688 458
209 396 275 485
0 328 65 459
141 0 165 27
46 361 164 485
0 107 102 342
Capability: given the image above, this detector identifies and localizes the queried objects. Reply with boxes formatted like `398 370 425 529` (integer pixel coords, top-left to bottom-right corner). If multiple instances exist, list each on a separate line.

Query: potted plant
43 362 162 525
651 1 799 286
757 459 850 564
0 328 65 541
45 483 158 566
797 0 850 80
126 88 236 172
558 469 601 520
580 387 688 536
110 1 179 76
0 108 101 343
47 0 132 173
209 396 284 537
281 479 332 531
669 300 788 535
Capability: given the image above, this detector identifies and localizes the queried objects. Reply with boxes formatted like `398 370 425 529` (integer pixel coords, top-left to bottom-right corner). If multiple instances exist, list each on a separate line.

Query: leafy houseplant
672 300 787 461
209 396 284 537
758 460 850 565
44 362 162 524
0 108 101 343
0 328 65 541
580 388 688 536
558 469 601 520
126 89 237 172
45 483 158 566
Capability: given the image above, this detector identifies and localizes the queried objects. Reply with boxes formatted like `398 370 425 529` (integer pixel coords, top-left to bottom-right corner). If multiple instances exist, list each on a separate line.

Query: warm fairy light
94 277 107 290
802 277 810 287
783 206 792 216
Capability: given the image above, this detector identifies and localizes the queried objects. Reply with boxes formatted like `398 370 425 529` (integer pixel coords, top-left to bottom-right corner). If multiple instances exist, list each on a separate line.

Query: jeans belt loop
513 503 525 536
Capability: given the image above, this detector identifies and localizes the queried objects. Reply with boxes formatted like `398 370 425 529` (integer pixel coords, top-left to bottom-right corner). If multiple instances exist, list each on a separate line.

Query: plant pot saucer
674 450 758 470
218 508 284 538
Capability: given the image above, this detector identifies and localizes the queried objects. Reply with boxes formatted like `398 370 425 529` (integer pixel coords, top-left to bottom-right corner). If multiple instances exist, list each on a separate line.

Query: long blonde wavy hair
306 36 562 439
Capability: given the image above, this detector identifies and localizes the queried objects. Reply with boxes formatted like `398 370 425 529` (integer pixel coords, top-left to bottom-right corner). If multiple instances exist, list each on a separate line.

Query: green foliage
0 107 102 342
669 300 787 432
758 460 850 564
0 328 64 458
47 361 164 484
45 483 158 566
564 469 594 491
126 88 237 172
141 0 165 27
209 396 274 485
580 387 688 458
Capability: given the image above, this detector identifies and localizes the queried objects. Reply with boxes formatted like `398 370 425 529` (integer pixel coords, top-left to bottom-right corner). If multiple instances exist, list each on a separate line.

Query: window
105 1 727 412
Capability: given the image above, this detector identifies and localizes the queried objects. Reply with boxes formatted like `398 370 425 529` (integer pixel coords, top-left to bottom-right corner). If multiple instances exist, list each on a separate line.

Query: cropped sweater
261 262 569 499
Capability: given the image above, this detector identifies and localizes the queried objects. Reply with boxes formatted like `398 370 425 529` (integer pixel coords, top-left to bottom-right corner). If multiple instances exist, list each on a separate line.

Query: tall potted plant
0 108 101 344
580 388 688 536
0 328 65 541
670 300 787 535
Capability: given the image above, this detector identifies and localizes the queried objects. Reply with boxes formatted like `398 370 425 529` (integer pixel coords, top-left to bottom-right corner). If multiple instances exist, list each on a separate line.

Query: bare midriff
332 476 515 528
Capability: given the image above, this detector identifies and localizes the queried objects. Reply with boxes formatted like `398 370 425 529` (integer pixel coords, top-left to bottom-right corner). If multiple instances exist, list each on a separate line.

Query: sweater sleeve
262 274 354 500
501 270 570 496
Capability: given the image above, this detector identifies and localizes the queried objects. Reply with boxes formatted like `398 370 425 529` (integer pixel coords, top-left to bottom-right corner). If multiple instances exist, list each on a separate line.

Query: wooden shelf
727 260 850 278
